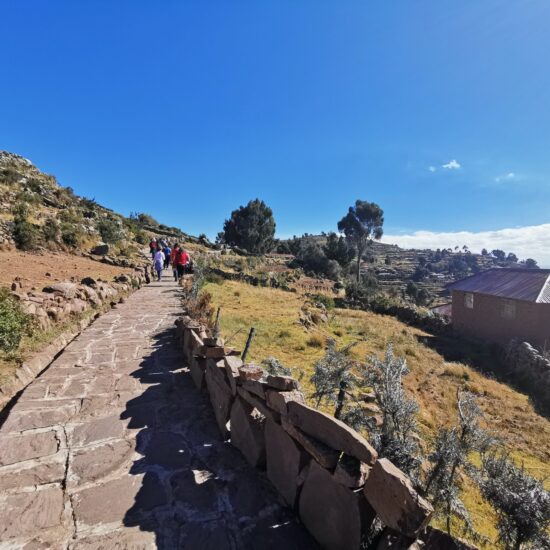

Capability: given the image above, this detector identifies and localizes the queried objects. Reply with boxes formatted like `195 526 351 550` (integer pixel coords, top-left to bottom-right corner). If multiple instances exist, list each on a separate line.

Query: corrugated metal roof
448 268 550 303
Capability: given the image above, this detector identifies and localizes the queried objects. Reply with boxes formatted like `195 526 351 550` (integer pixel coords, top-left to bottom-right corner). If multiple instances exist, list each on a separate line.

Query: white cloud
428 166 436 173
495 172 516 183
442 159 461 170
383 223 550 267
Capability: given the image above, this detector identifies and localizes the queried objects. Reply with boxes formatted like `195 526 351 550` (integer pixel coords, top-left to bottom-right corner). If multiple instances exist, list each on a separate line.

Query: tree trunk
356 243 364 283
334 386 346 420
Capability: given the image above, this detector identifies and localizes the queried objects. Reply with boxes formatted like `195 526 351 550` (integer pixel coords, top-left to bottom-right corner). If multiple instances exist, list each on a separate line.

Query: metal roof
448 268 550 304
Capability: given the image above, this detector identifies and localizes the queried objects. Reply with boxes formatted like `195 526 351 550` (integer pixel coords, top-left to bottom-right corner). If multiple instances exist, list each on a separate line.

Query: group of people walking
149 238 191 282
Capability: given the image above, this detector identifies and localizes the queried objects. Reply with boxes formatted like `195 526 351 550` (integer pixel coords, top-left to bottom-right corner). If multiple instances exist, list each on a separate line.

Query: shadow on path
121 321 317 549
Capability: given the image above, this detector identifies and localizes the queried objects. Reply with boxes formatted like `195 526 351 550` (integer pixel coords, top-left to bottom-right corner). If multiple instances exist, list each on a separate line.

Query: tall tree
337 200 384 282
219 199 276 254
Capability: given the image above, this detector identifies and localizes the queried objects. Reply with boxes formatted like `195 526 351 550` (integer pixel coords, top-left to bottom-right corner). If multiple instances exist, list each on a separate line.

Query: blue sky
1 1 549 262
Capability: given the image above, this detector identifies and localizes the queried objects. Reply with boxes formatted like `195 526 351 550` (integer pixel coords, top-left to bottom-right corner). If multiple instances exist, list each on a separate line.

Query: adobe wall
452 290 550 348
175 316 477 550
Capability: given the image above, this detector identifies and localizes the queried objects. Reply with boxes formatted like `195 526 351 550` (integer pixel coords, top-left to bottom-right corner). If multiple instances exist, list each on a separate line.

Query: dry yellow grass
205 279 550 546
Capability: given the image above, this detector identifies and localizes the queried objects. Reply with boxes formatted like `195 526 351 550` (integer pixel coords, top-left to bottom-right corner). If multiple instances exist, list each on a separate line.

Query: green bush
0 288 29 353
60 223 84 247
42 217 60 242
97 218 124 244
312 293 335 310
13 202 40 250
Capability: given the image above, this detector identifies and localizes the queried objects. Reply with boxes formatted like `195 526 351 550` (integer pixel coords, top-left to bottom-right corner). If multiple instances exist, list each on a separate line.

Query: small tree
310 340 360 420
507 252 518 263
361 345 422 481
523 258 538 269
423 392 491 537
492 249 506 261
478 452 550 550
0 288 30 353
323 232 355 267
220 199 276 254
338 200 384 282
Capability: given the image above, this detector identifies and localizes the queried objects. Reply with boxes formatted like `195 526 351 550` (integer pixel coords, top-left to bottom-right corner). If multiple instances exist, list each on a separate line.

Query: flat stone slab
0 430 59 466
0 485 65 539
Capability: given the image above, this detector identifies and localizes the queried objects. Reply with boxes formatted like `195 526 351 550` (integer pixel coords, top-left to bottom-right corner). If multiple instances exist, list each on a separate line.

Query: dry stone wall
175 316 477 550
0 268 150 410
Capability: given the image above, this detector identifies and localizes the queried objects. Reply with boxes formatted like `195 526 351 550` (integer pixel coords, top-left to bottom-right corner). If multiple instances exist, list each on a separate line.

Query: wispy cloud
495 172 516 183
428 166 436 173
383 223 550 266
442 159 461 170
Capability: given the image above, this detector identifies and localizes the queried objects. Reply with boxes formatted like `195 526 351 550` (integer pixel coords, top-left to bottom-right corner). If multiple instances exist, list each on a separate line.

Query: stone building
448 268 550 347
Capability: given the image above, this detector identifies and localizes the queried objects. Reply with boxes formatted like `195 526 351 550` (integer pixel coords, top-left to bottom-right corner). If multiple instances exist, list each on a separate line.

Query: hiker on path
149 238 157 259
174 246 190 281
163 243 171 269
170 244 180 282
153 247 165 281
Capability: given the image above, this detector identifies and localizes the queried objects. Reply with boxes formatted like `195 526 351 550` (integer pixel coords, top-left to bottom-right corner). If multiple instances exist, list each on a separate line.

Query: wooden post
213 307 221 338
241 327 256 362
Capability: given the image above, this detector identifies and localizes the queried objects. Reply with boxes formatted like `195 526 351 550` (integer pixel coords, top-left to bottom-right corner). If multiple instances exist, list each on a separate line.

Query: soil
0 249 136 290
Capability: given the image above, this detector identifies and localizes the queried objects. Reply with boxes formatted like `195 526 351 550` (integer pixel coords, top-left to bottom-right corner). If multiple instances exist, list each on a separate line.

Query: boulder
42 281 77 299
230 397 266 467
204 361 234 439
189 356 207 390
364 458 433 538
299 460 375 550
238 363 264 381
333 454 370 488
223 355 243 396
281 415 340 469
241 378 268 399
266 375 299 391
266 389 305 415
91 243 109 255
236 387 280 423
288 401 377 465
265 419 309 507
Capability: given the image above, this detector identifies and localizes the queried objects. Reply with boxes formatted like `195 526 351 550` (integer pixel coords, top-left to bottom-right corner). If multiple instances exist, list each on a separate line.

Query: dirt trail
0 275 315 549
0 249 135 288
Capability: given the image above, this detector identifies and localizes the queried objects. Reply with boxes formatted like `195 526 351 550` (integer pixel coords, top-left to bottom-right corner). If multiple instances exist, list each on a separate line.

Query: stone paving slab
0 276 317 549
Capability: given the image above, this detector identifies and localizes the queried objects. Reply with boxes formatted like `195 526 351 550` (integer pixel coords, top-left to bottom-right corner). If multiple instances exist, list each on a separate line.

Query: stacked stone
175 317 477 550
10 271 147 332
0 271 148 410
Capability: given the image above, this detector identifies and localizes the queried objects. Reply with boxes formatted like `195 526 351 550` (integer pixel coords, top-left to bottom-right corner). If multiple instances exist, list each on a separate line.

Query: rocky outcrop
505 339 550 412
175 316 476 550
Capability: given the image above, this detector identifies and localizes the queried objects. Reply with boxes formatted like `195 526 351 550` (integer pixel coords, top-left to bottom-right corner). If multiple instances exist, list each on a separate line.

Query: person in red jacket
174 247 190 281
170 244 179 282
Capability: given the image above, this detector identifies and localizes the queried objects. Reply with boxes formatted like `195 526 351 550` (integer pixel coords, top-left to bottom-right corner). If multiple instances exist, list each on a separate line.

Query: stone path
0 276 317 549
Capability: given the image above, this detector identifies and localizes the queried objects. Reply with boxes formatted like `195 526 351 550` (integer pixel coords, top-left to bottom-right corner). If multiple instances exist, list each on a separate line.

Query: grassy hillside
204 278 550 546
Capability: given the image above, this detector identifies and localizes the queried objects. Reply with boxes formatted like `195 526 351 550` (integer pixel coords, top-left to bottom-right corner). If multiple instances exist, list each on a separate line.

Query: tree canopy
219 199 276 254
338 200 384 281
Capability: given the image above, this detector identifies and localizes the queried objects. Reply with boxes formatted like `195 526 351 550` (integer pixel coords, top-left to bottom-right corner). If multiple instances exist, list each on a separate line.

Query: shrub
13 202 39 250
60 223 84 247
0 288 30 353
478 452 550 549
312 293 335 310
262 357 292 376
306 334 325 348
97 218 124 244
42 217 60 242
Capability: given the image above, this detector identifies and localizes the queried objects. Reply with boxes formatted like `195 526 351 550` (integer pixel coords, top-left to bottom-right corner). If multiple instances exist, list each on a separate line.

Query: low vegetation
204 278 550 547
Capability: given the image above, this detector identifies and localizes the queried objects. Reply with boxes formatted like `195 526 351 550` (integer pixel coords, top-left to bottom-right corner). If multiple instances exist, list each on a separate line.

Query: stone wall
505 339 550 412
0 268 150 410
175 317 477 550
